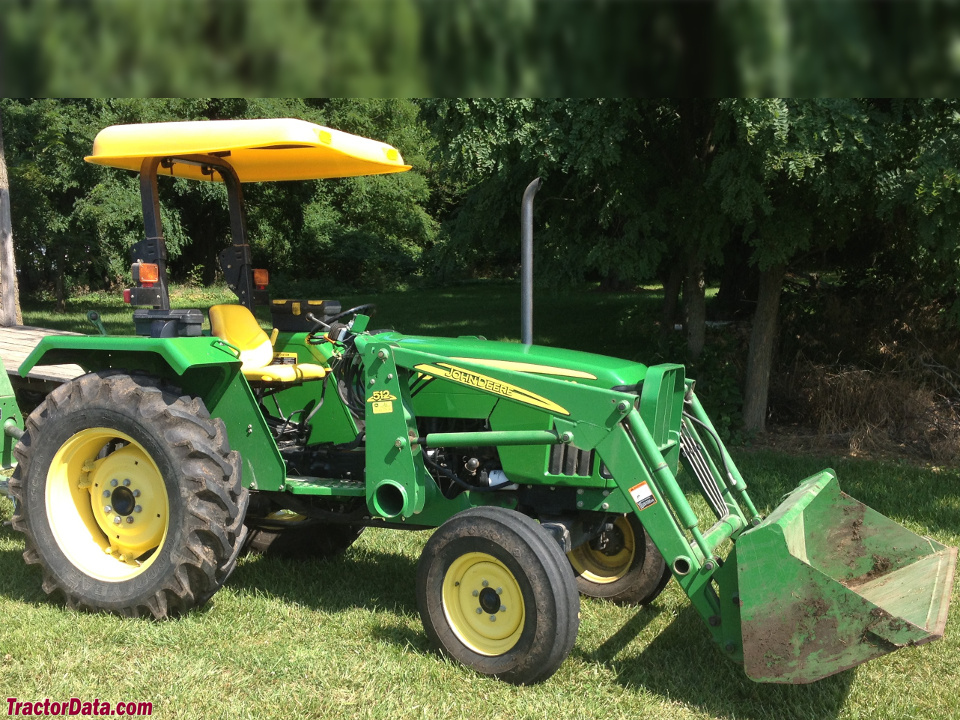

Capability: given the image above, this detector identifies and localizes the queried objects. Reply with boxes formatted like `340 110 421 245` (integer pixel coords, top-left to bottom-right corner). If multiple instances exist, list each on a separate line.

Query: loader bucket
735 470 956 684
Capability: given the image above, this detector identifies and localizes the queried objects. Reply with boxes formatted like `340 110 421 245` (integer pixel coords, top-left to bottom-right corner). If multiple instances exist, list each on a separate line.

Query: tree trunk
715 235 758 321
55 266 65 313
684 258 705 360
742 263 786 432
660 262 683 335
0 120 21 326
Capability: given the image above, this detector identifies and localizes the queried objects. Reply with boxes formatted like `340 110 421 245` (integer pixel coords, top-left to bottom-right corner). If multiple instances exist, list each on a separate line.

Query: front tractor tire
567 513 671 605
416 507 580 685
9 371 248 619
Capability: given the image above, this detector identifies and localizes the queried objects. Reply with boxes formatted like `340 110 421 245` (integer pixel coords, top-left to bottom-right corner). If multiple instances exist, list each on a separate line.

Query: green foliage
0 98 436 300
8 97 960 311
8 0 960 96
7 97 960 440
423 98 674 287
424 98 887 286
240 99 437 290
1 100 105 299
708 100 872 261
687 337 749 445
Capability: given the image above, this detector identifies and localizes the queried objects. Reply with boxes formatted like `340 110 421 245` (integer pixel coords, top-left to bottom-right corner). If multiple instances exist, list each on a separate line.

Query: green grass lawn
3 283 957 719
1 452 956 720
19 281 669 363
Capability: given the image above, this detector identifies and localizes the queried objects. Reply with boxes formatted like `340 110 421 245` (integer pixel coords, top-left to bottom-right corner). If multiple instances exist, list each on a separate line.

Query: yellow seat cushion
209 304 326 383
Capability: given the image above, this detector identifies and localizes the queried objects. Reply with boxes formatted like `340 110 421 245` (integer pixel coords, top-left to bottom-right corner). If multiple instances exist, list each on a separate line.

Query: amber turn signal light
132 262 159 287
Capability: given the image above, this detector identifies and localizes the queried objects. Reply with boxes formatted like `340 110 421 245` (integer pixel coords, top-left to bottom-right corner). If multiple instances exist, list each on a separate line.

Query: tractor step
283 476 366 497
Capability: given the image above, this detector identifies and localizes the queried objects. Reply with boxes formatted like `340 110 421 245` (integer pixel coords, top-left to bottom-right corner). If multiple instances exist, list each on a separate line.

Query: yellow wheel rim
442 552 525 656
568 516 636 584
44 427 169 582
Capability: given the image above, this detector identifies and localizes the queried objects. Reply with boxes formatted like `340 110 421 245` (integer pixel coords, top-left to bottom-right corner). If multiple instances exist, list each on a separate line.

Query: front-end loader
2 118 955 685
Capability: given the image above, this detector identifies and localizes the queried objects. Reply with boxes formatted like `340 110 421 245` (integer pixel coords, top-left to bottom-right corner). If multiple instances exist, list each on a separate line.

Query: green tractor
3 119 956 685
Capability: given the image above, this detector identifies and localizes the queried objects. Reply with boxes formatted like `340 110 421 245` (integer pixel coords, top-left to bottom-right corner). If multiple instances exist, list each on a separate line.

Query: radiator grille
548 444 593 477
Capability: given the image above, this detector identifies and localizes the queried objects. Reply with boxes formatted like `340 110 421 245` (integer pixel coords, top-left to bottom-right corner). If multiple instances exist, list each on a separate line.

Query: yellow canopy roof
85 118 411 182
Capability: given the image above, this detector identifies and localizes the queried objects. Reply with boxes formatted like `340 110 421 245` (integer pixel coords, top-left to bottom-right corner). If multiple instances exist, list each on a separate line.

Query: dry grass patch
785 361 960 462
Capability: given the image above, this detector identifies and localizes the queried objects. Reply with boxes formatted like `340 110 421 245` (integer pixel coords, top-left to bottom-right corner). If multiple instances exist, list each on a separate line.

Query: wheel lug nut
126 517 134 524
102 490 110 498
472 590 479 597
475 608 483 614
496 587 503 594
490 616 497 622
113 516 121 525
122 479 131 486
481 580 489 587
104 505 112 513
500 606 507 612
133 489 141 497
110 479 118 487
134 505 142 513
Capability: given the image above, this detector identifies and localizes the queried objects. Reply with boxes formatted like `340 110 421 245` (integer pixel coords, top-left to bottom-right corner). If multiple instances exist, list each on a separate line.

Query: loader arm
350 329 957 683
348 336 759 643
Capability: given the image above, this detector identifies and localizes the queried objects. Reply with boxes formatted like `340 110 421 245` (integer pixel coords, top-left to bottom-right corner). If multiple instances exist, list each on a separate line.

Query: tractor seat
208 304 327 384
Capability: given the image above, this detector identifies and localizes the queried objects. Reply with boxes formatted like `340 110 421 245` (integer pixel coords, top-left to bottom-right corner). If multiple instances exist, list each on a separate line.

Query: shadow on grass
733 451 960 542
0 531 49 607
226 546 436 655
582 604 854 720
0 537 223 622
1 520 422 623
228 547 420 616
367 618 433 654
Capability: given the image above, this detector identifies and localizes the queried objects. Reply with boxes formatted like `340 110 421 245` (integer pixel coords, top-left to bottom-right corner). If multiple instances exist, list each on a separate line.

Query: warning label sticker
629 481 657 511
273 352 298 365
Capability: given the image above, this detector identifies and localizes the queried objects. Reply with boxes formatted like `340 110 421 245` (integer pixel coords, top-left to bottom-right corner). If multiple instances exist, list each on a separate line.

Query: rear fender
20 336 285 491
0 366 23 471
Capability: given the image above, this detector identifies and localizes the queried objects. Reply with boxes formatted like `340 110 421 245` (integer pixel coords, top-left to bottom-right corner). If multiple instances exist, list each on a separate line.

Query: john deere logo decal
413 363 569 416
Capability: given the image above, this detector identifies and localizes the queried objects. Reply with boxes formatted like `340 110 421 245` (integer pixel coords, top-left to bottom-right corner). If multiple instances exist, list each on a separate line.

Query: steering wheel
306 303 377 342
324 303 376 326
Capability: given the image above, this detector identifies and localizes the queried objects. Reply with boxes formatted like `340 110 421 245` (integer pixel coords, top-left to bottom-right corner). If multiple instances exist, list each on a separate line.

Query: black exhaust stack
521 178 541 346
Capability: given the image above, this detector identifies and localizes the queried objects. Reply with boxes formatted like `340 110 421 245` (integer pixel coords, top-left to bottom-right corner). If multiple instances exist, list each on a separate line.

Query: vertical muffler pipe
521 178 542 346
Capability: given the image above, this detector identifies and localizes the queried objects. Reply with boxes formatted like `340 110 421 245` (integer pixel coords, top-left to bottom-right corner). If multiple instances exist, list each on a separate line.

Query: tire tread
9 371 248 619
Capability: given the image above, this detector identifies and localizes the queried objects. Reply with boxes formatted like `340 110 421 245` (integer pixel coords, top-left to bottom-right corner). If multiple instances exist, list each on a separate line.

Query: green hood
379 332 648 390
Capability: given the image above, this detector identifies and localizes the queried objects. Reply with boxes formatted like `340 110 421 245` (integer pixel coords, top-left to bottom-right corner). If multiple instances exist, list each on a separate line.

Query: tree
650 100 726 359
12 1 960 97
709 99 880 431
422 99 675 290
424 99 907 433
0 116 22 326
0 98 438 301
871 100 960 303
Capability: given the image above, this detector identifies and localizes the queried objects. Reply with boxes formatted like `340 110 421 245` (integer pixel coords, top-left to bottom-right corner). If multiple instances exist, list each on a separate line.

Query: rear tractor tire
567 513 671 605
416 506 580 685
9 371 248 619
